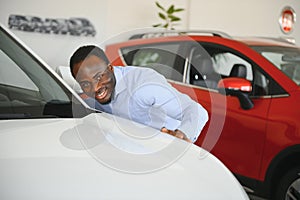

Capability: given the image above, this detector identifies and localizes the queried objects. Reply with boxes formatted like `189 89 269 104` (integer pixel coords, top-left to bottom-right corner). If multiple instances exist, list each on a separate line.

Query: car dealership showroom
0 0 300 199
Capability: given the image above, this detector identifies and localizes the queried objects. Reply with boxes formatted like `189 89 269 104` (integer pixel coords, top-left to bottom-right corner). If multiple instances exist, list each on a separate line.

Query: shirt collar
112 66 127 100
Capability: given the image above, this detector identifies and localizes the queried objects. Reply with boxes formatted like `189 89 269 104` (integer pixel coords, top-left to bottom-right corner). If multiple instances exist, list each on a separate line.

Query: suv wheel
273 166 300 200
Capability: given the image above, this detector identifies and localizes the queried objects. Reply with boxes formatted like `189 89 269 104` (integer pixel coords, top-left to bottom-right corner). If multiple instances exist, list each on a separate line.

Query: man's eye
95 73 106 82
96 74 102 81
80 82 91 89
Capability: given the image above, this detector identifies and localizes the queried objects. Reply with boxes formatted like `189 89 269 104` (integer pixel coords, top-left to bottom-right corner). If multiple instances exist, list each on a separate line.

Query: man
70 45 208 143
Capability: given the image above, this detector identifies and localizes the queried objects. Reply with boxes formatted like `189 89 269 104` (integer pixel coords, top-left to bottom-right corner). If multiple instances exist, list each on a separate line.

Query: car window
186 47 221 89
187 44 253 90
120 41 286 97
0 27 86 119
189 43 285 96
252 46 300 85
0 50 38 91
213 52 253 80
120 43 184 82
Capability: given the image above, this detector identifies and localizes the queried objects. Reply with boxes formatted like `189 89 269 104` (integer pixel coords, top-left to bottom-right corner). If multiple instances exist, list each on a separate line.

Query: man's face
73 55 116 104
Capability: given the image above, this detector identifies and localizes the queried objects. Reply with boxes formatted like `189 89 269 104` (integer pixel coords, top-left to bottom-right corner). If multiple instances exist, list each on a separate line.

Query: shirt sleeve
174 93 209 142
129 69 208 142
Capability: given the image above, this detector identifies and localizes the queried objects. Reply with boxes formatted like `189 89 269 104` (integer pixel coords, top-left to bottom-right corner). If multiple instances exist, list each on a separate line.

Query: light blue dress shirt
85 66 208 142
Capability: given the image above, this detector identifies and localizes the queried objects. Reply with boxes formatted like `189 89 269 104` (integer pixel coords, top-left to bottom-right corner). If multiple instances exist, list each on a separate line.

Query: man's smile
95 86 108 100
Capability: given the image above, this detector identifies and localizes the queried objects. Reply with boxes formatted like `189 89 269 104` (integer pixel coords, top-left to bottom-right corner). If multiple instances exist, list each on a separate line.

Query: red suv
105 30 300 200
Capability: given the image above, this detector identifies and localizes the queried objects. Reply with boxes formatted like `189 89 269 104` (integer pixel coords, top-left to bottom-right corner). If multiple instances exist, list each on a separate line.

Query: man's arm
130 79 208 142
172 92 209 142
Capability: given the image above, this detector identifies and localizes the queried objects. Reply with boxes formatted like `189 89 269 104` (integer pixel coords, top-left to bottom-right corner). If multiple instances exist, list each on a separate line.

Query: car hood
0 112 248 199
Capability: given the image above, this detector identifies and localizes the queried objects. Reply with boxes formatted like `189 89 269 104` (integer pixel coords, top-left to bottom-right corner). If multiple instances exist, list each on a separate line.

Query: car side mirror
217 77 254 110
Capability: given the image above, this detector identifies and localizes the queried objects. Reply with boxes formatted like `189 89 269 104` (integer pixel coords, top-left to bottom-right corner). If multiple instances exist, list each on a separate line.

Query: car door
178 41 275 180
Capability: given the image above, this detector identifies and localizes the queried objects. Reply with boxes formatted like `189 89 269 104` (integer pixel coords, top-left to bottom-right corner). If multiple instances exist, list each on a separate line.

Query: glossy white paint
0 113 249 199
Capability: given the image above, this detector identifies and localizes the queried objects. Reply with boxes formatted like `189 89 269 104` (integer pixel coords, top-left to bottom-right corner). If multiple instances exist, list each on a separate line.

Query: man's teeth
97 88 106 98
98 91 104 96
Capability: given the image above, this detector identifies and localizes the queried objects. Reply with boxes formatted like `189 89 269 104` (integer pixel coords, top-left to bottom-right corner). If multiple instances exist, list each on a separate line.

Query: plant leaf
167 5 174 14
153 23 162 27
154 2 185 30
174 8 184 12
169 15 180 21
170 17 181 22
155 2 165 11
158 12 166 20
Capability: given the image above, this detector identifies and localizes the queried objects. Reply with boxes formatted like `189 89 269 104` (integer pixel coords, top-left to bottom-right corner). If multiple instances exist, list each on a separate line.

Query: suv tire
273 166 300 200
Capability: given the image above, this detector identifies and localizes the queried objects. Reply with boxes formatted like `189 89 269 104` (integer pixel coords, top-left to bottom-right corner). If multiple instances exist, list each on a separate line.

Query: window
186 47 219 89
0 26 78 119
190 43 285 96
121 43 185 82
253 46 300 85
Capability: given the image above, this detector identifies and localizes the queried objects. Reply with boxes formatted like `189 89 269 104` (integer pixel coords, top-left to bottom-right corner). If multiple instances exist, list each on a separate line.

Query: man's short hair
69 45 110 77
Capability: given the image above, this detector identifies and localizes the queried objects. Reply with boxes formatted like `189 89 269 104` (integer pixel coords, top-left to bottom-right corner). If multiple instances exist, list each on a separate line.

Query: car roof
125 30 297 48
233 36 297 47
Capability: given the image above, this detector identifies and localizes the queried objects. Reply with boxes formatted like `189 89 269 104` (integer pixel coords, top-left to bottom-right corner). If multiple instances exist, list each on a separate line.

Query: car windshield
251 46 300 85
0 26 88 119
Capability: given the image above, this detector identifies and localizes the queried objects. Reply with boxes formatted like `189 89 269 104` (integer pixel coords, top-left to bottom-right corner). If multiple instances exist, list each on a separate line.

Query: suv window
192 43 286 96
252 46 300 85
121 43 184 82
187 45 253 90
120 41 286 97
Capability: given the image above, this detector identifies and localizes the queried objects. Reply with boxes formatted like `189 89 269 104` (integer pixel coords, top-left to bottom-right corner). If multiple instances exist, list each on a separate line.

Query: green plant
152 1 185 30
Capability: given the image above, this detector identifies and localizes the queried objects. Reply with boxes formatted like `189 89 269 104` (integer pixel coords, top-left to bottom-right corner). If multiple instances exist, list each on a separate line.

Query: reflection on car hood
0 113 249 199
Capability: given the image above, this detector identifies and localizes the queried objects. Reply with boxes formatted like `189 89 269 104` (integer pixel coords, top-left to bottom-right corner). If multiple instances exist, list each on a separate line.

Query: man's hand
160 127 192 143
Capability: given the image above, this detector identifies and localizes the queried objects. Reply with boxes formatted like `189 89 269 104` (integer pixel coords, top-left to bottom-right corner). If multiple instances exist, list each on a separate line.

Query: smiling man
69 45 208 143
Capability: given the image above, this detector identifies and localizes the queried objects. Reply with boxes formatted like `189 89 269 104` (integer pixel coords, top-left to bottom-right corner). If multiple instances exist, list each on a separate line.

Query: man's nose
91 79 102 91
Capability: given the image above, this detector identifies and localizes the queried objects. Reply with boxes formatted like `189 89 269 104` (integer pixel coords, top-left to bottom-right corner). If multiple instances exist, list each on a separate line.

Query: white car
0 24 249 200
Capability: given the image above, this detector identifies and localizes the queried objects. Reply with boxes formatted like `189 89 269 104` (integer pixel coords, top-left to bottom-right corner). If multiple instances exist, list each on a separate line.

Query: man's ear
72 63 80 79
108 64 114 72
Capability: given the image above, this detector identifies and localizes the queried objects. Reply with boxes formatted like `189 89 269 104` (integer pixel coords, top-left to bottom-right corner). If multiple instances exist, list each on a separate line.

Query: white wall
0 0 299 69
104 0 188 36
189 0 300 40
101 0 300 45
0 0 108 68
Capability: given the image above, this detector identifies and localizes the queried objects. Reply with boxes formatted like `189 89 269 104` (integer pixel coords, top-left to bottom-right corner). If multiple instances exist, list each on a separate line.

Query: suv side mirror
217 78 254 110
